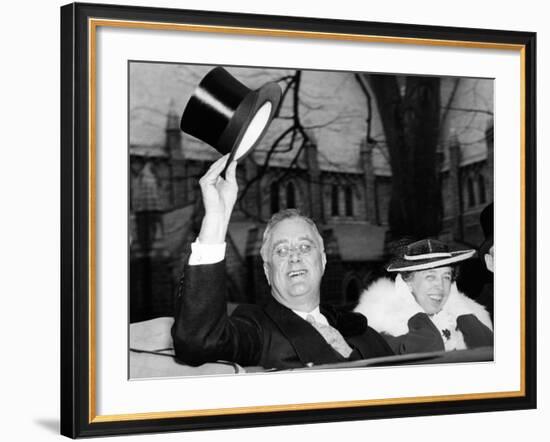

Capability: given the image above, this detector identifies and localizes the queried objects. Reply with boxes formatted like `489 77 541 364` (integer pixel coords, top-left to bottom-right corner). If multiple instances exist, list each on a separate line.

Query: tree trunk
367 74 442 241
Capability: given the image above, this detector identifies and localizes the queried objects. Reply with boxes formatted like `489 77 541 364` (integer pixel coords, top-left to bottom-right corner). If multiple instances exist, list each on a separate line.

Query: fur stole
354 275 493 351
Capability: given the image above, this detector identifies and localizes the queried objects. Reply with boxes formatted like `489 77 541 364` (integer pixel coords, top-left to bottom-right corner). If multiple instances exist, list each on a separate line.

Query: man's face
484 245 494 273
406 266 453 315
263 218 326 312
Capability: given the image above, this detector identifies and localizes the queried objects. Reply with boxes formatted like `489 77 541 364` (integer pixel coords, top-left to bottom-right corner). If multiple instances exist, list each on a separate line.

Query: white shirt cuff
188 239 226 265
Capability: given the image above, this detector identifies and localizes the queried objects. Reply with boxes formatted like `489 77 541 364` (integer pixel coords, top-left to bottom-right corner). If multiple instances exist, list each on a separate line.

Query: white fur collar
354 275 493 350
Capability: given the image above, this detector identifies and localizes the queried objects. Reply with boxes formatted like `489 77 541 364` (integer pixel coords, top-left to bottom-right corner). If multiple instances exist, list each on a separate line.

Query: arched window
345 186 353 216
270 181 280 214
467 177 476 208
478 174 486 204
331 184 339 216
286 181 296 209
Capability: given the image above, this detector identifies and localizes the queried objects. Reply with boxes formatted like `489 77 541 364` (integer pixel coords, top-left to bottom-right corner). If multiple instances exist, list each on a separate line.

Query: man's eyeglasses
273 243 314 258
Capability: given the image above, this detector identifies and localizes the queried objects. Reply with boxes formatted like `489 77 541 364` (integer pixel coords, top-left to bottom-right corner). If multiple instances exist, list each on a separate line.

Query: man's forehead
272 235 314 246
269 218 318 242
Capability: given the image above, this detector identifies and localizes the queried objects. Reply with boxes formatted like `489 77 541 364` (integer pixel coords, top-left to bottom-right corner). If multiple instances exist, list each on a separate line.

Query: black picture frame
61 2 537 438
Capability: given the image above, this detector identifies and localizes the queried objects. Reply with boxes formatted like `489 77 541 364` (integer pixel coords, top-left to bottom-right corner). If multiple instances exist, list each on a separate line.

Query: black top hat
181 67 282 170
386 239 475 272
479 202 494 257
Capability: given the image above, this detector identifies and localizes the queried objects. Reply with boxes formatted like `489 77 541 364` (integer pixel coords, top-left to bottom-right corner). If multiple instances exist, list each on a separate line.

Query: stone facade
129 68 494 321
129 108 493 321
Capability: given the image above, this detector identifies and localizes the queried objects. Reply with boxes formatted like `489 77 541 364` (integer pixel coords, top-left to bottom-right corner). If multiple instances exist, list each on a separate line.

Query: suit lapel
264 299 346 365
321 305 370 360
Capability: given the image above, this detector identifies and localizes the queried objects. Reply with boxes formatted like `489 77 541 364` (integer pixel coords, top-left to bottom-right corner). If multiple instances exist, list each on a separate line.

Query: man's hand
197 155 238 244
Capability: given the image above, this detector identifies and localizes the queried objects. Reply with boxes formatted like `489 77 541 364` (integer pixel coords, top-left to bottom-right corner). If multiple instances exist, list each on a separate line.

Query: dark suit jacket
383 312 494 355
172 261 393 369
476 282 494 322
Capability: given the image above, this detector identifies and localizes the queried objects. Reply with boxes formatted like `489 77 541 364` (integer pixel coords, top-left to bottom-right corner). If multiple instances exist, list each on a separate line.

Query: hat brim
218 82 281 171
387 249 476 272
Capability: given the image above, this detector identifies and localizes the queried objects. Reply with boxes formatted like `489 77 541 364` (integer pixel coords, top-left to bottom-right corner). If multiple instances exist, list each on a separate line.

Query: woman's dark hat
479 202 494 258
387 239 475 272
180 67 282 169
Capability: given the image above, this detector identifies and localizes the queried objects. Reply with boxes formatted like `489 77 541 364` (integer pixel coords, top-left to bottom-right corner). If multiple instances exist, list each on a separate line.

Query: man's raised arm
196 155 238 246
171 156 262 367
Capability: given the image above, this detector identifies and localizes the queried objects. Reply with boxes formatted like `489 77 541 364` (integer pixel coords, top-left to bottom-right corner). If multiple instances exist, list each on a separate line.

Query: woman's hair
400 265 460 282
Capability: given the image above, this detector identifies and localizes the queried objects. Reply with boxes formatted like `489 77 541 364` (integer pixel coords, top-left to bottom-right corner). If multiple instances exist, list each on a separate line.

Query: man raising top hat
171 67 392 370
171 155 393 369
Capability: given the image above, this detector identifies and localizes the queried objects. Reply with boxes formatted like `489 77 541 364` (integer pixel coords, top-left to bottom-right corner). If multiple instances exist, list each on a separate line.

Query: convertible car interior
129 317 493 378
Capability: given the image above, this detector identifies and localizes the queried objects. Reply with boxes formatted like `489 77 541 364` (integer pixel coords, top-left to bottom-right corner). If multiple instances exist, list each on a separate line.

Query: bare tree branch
440 78 461 132
354 73 374 143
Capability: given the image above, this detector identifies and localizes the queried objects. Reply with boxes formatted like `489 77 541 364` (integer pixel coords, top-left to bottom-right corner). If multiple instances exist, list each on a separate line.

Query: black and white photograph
128 62 495 378
56 3 536 437
3 0 545 440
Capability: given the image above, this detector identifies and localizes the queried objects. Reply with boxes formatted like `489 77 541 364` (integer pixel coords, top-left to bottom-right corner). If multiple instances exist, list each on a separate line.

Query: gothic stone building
129 110 493 322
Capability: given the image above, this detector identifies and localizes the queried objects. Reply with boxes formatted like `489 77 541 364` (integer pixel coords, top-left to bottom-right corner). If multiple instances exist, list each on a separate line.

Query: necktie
306 314 353 358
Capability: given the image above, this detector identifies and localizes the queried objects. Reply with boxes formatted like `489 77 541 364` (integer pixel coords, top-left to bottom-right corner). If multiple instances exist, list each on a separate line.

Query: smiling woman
401 267 454 315
354 239 494 354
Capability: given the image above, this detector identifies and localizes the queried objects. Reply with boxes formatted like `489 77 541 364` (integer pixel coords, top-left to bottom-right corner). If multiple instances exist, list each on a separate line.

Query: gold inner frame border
87 17 527 423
